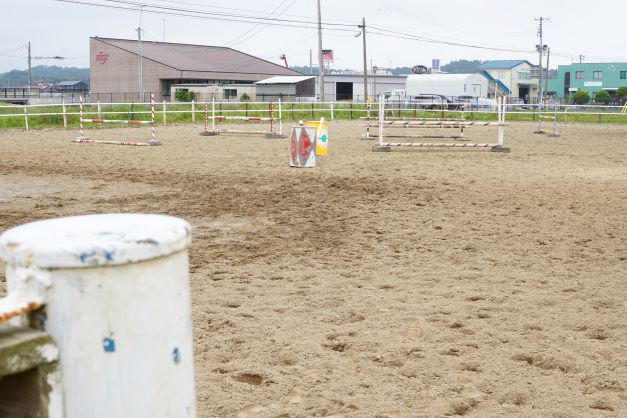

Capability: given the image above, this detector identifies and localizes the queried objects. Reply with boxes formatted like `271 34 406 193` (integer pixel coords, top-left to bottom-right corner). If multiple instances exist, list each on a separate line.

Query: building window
223 89 237 99
593 71 603 79
575 71 584 79
498 71 505 80
518 72 530 80
621 71 627 79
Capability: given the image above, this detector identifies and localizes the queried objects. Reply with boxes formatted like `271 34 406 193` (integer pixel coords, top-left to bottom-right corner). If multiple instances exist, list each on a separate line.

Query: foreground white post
497 97 505 147
62 100 68 129
0 214 197 418
278 98 283 136
23 106 29 131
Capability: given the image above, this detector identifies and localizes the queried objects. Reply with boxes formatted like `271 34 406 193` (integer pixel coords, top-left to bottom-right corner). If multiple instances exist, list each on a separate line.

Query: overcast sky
2 0 627 73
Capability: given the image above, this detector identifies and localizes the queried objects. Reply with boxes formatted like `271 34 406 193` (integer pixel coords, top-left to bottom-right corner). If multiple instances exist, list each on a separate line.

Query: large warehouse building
89 37 301 101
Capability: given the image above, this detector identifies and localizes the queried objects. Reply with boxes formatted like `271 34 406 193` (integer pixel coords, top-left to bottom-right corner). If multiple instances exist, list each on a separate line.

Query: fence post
350 102 353 120
62 100 68 129
311 102 314 119
23 106 29 131
330 102 334 120
97 101 102 119
191 100 195 123
162 100 167 127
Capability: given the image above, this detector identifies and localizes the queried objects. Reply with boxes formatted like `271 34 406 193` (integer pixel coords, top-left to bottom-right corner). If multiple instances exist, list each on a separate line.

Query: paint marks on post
103 337 116 353
172 347 181 364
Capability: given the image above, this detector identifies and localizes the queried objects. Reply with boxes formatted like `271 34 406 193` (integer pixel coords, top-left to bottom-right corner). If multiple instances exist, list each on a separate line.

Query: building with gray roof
89 37 301 102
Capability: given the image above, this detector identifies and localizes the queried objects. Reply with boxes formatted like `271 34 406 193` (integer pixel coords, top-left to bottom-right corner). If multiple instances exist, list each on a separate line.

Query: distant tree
617 86 627 104
572 90 590 105
290 66 318 75
174 89 194 102
0 65 89 87
240 93 250 101
594 90 611 105
441 60 486 74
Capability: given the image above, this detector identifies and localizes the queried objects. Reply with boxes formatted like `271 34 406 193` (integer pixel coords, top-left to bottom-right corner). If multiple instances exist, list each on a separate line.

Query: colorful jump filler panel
306 117 328 156
290 126 316 168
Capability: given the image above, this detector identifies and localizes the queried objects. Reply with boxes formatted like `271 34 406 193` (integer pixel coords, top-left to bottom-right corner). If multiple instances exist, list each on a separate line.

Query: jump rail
73 94 161 146
200 98 285 138
372 96 510 153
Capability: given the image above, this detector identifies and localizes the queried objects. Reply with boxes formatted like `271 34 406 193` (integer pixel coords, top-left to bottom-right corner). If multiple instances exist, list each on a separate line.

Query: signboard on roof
411 65 428 74
322 50 334 63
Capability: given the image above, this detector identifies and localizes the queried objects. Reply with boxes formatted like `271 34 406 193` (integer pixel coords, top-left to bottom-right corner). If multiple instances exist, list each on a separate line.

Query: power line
56 0 356 32
368 26 535 54
222 0 296 48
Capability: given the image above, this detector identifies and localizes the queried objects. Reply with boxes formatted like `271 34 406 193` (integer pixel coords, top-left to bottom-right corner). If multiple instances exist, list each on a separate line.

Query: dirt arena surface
1 121 626 417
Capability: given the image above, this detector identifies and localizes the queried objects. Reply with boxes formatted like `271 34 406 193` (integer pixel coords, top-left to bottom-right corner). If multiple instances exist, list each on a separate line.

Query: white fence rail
1 100 626 131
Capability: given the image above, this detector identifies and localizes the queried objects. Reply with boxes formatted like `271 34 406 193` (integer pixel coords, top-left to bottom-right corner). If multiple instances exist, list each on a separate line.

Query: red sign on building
95 51 109 64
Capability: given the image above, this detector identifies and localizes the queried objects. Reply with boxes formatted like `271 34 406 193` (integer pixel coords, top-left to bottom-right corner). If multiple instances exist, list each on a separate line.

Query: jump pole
362 102 372 140
264 100 286 138
372 95 510 152
73 94 160 146
548 104 560 138
199 100 218 136
77 94 88 140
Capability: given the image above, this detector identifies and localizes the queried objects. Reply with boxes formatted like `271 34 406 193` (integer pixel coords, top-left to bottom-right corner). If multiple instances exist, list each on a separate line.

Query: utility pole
137 26 144 101
309 49 312 74
535 17 549 105
358 17 368 102
137 5 144 101
27 42 32 87
579 54 585 64
316 0 324 102
544 47 551 100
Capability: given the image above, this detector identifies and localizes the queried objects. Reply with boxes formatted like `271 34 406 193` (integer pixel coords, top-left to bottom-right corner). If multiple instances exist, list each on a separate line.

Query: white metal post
366 102 371 139
378 95 384 146
23 106 29 131
191 100 195 123
97 101 102 119
330 102 335 120
278 98 283 136
211 98 216 132
498 97 505 147
162 100 167 127
62 101 68 129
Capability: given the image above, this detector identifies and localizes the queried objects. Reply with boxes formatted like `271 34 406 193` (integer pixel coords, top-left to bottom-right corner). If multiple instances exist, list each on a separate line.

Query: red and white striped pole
79 94 86 139
269 102 274 133
150 94 157 144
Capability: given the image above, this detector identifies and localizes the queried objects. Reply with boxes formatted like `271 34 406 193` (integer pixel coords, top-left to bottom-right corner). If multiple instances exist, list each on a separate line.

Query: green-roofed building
547 62 627 103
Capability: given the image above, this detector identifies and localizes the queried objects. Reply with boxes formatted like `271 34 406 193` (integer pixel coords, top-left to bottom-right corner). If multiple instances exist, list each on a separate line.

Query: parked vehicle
409 94 451 109
383 89 407 101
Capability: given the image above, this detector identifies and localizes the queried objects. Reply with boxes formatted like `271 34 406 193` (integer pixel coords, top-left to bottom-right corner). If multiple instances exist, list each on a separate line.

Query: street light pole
373 65 378 100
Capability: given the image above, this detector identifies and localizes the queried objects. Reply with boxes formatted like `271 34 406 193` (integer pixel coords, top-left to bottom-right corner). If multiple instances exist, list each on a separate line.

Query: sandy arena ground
0 121 626 417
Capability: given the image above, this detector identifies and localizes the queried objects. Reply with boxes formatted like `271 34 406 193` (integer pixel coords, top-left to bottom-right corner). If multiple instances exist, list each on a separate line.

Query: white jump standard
200 98 285 138
73 94 161 146
533 106 560 137
363 103 470 140
372 97 510 153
